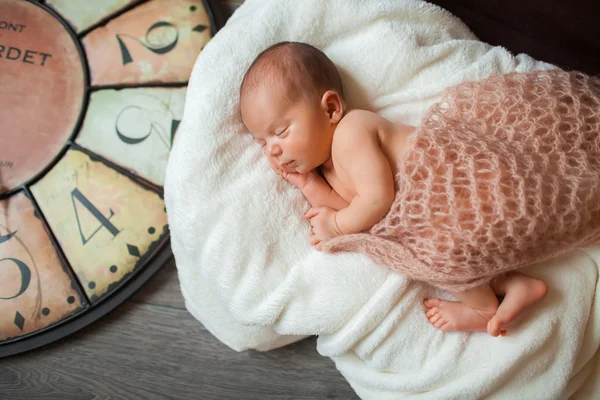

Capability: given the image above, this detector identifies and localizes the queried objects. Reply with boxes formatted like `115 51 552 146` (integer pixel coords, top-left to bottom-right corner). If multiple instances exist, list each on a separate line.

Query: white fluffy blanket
164 0 600 398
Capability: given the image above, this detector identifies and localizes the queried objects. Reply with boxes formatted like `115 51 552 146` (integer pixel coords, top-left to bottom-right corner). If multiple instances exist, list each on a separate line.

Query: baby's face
241 84 334 174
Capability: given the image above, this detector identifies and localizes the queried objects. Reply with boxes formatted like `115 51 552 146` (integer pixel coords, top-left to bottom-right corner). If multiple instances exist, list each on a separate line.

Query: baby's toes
424 298 442 309
425 307 438 318
487 317 508 337
487 318 500 337
434 318 448 329
425 308 441 324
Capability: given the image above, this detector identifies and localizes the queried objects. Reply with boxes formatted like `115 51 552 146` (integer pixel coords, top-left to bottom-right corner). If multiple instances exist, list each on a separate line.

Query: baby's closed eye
276 127 289 137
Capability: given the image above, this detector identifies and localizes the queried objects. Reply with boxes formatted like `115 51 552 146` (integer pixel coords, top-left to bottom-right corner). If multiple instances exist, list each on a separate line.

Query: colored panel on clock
76 87 186 186
82 0 212 85
0 0 85 195
46 0 143 32
30 149 169 302
0 192 85 342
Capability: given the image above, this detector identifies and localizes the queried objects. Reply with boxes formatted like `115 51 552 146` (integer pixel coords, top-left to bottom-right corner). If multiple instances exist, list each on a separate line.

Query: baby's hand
280 170 319 190
305 207 343 250
268 157 318 190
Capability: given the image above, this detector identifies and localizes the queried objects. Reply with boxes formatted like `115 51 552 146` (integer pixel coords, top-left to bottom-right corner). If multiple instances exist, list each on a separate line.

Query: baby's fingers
309 235 322 251
304 207 321 219
270 167 283 177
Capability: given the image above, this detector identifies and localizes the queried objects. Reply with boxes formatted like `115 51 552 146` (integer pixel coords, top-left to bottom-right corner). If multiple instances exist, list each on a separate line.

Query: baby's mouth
281 160 295 168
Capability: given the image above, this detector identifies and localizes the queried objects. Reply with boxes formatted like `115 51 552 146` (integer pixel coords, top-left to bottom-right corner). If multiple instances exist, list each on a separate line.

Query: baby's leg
486 272 548 337
424 272 548 336
424 285 499 333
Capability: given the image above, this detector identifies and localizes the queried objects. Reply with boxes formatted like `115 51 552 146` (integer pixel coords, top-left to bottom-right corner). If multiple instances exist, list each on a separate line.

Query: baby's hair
240 41 344 106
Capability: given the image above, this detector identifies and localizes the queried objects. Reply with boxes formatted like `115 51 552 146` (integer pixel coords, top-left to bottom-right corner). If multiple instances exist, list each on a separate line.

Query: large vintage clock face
0 0 222 357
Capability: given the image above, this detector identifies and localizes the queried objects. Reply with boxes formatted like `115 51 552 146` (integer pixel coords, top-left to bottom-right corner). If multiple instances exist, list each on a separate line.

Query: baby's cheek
266 154 280 171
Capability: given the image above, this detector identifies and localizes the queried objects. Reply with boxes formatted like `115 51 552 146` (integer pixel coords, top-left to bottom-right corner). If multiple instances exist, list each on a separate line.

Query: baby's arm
268 157 348 211
334 125 395 234
301 173 349 211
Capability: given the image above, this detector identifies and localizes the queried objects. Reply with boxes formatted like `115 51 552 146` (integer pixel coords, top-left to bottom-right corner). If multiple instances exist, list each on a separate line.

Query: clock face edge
0 0 225 357
0 242 172 358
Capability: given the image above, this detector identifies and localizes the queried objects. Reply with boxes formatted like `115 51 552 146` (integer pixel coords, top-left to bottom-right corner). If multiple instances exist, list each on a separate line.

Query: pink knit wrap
323 70 600 292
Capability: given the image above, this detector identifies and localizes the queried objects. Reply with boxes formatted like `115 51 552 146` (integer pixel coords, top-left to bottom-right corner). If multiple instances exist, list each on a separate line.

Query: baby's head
240 41 345 174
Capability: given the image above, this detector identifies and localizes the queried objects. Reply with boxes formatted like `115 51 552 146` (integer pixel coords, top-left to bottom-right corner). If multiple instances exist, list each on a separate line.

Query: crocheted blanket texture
323 70 600 292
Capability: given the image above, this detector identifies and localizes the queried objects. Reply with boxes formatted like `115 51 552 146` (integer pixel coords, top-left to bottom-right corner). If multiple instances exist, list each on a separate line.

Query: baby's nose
267 143 282 156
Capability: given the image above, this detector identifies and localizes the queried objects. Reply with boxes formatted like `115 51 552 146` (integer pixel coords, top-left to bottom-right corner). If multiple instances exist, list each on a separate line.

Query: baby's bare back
326 109 415 202
323 69 600 292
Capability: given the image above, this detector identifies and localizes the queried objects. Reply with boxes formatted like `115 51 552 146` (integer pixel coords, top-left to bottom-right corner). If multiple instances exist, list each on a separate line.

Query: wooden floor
1 2 353 398
1 255 357 399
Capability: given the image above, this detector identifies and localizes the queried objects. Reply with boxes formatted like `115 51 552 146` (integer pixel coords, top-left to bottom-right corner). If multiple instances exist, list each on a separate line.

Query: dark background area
430 0 600 75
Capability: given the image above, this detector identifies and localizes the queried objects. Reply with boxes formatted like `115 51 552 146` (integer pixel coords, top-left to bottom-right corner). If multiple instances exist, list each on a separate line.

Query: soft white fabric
164 0 600 398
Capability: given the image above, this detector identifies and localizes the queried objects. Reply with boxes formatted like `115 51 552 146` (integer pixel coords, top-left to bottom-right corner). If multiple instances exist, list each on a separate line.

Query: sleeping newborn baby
240 41 600 337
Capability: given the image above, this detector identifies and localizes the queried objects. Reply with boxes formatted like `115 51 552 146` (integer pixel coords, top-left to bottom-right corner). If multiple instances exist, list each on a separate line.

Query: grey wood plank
1 301 357 400
130 256 185 309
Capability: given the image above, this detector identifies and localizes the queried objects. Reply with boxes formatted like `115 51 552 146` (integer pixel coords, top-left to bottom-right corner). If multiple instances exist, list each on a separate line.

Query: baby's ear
321 90 344 124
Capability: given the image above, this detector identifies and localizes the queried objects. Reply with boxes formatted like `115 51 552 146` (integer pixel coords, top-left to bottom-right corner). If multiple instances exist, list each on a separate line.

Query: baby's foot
424 298 495 332
487 275 548 337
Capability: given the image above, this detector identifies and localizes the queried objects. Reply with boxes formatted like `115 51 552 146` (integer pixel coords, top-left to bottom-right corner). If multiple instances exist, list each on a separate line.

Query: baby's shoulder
337 109 382 130
334 109 381 142
332 109 383 157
